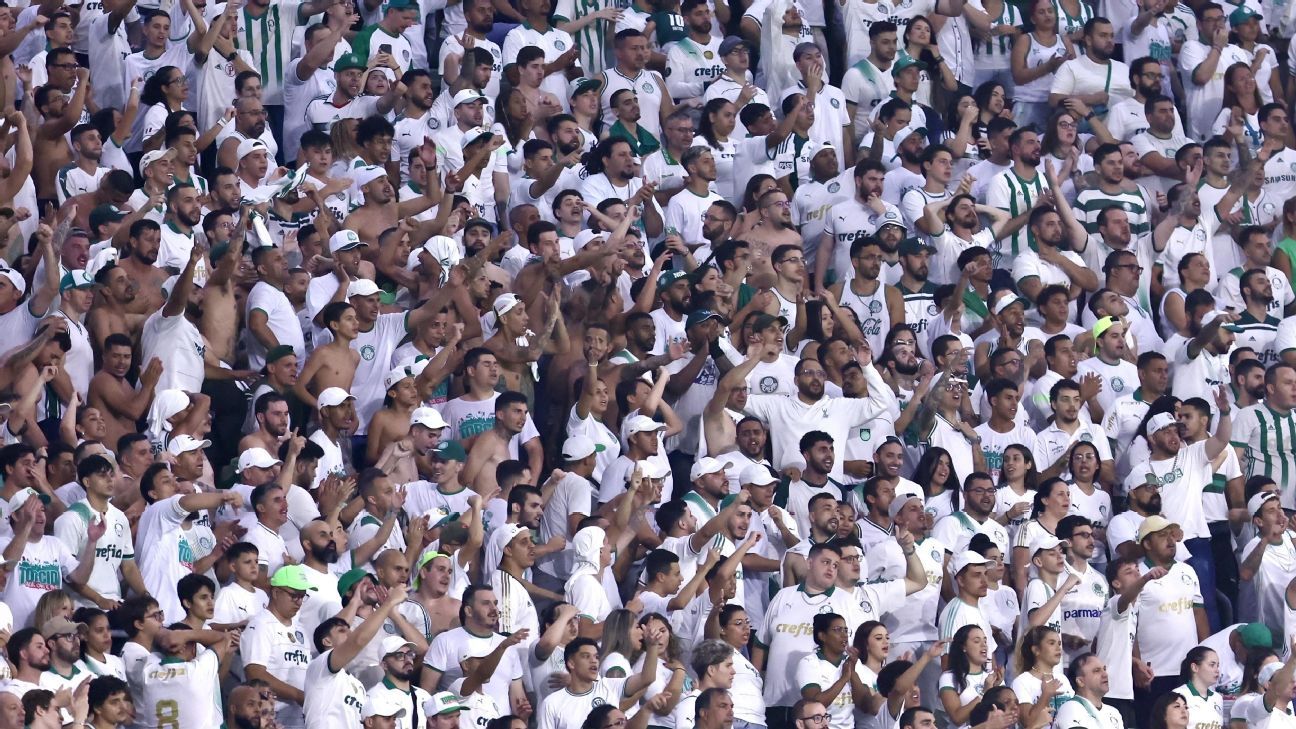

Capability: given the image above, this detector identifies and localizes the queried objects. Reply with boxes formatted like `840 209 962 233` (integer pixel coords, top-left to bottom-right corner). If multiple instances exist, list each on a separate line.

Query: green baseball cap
269 565 318 592
336 568 375 598
892 53 926 75
1229 6 1261 25
1238 622 1274 649
266 344 296 365
59 270 95 293
335 53 367 73
432 440 467 462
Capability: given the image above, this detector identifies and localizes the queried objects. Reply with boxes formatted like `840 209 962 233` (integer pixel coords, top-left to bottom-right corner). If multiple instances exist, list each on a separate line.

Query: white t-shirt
1137 561 1203 677
423 627 522 712
302 649 367 729
242 609 311 728
0 536 79 628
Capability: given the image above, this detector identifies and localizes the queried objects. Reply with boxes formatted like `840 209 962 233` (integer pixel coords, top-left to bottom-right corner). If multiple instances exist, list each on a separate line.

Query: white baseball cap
888 493 923 520
626 415 666 436
460 126 493 147
139 147 176 174
561 435 604 462
317 387 355 409
362 692 407 720
493 293 523 317
1249 491 1280 517
379 635 417 657
637 459 669 479
353 165 388 188
740 464 778 487
166 434 211 457
0 268 25 296
1028 534 1068 555
235 138 268 163
950 550 990 576
384 365 413 390
689 457 725 481
6 487 49 515
329 230 366 254
237 447 281 473
1146 412 1179 435
410 406 449 430
347 279 381 298
452 89 487 106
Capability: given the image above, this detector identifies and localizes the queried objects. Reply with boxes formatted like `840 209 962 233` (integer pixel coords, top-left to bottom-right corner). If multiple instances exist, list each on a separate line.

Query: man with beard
1233 364 1296 509
987 127 1049 258
1013 180 1098 322
932 473 1010 556
744 189 803 271
365 633 433 729
897 238 939 357
139 247 211 394
1076 144 1155 246
782 492 841 585
819 159 902 288
88 333 162 450
420 585 527 715
32 64 91 207
1033 378 1113 483
155 184 203 274
924 191 1019 288
56 125 108 205
1103 351 1169 474
1047 18 1133 114
581 138 664 239
1106 57 1187 141
344 164 439 246
85 676 133 729
241 350 305 440
1221 228 1295 324
2 628 52 697
243 565 320 729
306 54 405 133
226 684 271 729
112 217 168 317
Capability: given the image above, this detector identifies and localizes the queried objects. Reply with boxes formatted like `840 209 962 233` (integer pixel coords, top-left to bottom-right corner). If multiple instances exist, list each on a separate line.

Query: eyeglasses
799 714 831 724
388 650 417 660
777 256 804 265
279 590 307 603
50 62 80 70
1057 121 1077 130
840 554 863 563
765 200 792 209
146 611 166 622
966 487 995 495
53 633 80 642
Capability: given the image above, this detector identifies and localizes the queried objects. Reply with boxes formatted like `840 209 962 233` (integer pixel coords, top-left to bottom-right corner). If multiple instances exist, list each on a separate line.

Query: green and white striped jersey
236 0 308 105
1232 403 1296 509
1075 185 1152 237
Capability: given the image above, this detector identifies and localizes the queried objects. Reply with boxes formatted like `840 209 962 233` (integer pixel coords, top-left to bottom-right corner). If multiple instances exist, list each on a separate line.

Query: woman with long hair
940 92 981 176
1230 10 1283 105
1039 107 1101 201
1212 62 1264 154
1010 0 1073 131
133 65 188 153
72 607 125 679
939 625 1000 726
1172 647 1224 729
1067 441 1110 560
1012 477 1071 591
635 613 687 720
914 447 961 523
696 98 740 204
494 87 535 175
1159 253 1212 338
1010 626 1073 729
716 605 767 729
852 620 890 719
733 174 779 237
902 15 958 107
532 602 580 704
599 608 644 677
995 444 1038 543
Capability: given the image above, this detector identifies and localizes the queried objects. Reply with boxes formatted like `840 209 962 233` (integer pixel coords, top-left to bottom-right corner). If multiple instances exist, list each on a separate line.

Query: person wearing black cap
664 0 725 100
895 237 938 352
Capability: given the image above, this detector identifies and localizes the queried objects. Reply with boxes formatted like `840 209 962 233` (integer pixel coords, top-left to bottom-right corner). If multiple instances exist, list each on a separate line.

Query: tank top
839 278 892 353
773 288 800 333
1018 32 1066 102
972 0 1021 69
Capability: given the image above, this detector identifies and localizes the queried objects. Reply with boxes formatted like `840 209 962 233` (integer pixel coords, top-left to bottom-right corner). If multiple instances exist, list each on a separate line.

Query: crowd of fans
3 0 1296 726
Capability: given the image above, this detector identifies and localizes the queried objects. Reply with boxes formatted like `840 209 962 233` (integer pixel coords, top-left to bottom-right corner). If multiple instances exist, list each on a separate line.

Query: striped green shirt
1075 187 1151 237
986 169 1047 255
237 1 307 105
971 0 1022 58
1232 403 1296 503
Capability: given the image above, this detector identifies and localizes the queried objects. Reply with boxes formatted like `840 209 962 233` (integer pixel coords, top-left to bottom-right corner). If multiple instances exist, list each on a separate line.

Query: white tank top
839 279 892 353
1017 33 1066 102
600 68 665 139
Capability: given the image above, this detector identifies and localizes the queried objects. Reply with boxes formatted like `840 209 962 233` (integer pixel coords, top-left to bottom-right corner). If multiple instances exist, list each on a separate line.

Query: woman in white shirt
696 98 741 205
1010 0 1074 131
914 447 961 524
1172 647 1225 729
939 625 1000 728
1012 478 1071 594
73 608 127 680
600 608 645 678
718 606 766 729
994 444 1038 545
1010 626 1073 729
852 620 890 726
1210 63 1264 155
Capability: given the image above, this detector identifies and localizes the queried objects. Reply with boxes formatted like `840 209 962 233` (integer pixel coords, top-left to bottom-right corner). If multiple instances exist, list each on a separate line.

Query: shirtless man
411 551 461 635
238 392 290 453
342 152 439 244
116 220 169 316
88 334 163 448
87 257 145 348
32 63 91 204
462 391 529 494
483 291 564 403
742 189 803 280
295 300 361 407
198 210 249 365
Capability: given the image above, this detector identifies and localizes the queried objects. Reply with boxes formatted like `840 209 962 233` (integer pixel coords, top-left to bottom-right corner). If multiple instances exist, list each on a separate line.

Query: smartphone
379 43 392 55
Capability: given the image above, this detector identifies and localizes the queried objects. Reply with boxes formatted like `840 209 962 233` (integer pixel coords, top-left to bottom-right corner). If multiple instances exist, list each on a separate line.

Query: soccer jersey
757 585 861 707
1137 561 1203 677
53 500 133 607
425 627 523 712
938 596 998 658
139 651 222 729
1053 695 1125 729
236 0 308 104
1232 404 1296 509
795 650 855 729
536 678 627 729
242 610 311 728
986 167 1049 256
302 649 367 729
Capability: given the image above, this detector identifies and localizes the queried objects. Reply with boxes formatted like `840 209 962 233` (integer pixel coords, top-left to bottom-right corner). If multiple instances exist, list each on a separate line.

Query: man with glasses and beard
366 635 433 729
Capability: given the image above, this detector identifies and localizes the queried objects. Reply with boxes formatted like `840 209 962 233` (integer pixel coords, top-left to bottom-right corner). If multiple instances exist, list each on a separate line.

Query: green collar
797 583 836 597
